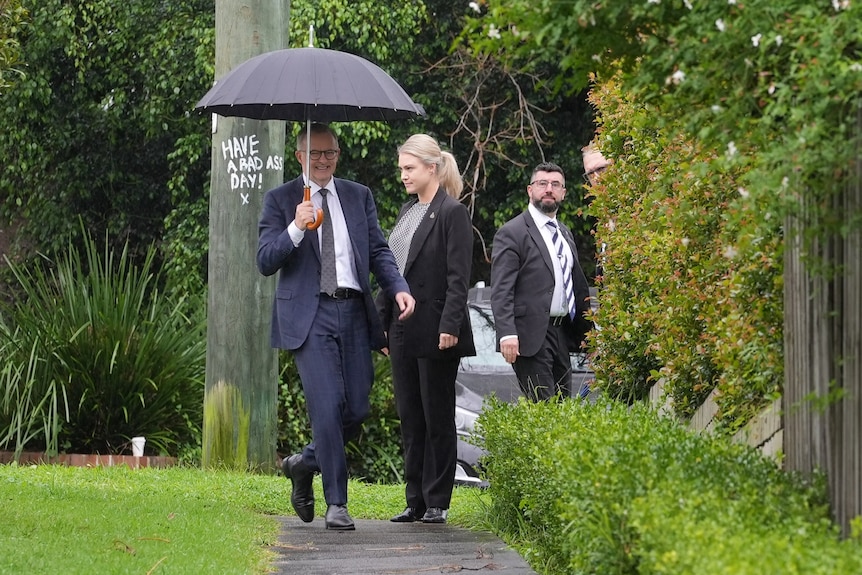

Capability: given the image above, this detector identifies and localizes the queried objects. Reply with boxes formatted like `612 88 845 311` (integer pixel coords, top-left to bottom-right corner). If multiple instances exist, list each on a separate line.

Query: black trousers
388 319 459 510
512 320 572 401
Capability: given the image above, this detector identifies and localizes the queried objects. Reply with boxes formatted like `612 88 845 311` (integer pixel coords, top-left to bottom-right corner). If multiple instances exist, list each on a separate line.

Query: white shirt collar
528 203 556 228
304 177 336 196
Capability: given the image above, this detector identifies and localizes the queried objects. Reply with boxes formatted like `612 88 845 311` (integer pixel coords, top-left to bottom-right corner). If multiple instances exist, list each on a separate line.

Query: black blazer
377 188 476 359
490 210 591 356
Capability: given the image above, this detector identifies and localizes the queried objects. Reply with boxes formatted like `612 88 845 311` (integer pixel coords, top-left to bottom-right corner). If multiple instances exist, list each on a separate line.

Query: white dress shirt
527 203 573 317
287 178 362 291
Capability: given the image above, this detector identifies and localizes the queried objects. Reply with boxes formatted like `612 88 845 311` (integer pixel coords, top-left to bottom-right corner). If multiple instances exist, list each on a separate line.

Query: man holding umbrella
257 122 415 531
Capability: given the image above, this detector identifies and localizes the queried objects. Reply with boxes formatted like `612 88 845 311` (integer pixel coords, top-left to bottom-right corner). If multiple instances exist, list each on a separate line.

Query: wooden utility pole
203 0 288 471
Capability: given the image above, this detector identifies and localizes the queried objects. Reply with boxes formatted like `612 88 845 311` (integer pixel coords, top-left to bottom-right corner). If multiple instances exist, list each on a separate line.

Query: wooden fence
651 384 782 460
784 102 862 536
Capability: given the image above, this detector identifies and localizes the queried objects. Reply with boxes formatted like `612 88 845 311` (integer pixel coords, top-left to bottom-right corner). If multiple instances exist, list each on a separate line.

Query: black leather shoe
325 504 355 531
421 507 448 524
390 506 426 523
283 454 315 523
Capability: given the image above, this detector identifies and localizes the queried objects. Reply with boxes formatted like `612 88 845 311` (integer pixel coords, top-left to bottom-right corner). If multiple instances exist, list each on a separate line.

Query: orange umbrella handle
304 185 324 230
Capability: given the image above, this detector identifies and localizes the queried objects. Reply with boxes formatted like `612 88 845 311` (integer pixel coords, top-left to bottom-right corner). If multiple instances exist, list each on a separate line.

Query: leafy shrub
588 79 784 430
0 231 205 456
276 350 403 484
478 398 861 575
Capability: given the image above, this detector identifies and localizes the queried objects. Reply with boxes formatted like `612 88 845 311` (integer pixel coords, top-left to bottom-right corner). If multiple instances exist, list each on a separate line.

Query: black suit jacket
377 188 476 359
490 210 591 357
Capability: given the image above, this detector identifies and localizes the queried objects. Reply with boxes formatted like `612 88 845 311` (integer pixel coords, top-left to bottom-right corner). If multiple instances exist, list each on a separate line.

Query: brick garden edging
0 451 177 469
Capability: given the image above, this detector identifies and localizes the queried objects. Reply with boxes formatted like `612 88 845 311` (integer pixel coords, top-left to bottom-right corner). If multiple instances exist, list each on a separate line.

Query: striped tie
547 220 576 320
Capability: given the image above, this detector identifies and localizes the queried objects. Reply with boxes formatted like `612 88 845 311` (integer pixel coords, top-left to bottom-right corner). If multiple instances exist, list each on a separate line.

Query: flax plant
0 333 65 457
0 231 204 457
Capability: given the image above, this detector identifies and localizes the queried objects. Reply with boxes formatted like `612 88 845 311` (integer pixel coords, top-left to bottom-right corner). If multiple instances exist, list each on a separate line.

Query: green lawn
0 463 491 574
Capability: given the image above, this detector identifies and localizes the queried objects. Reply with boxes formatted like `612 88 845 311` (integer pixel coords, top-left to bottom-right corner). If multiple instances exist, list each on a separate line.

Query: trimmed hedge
478 397 862 575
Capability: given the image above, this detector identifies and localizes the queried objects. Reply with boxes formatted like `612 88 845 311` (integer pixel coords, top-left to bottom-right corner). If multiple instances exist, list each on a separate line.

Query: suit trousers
512 321 572 401
293 296 373 506
388 318 459 510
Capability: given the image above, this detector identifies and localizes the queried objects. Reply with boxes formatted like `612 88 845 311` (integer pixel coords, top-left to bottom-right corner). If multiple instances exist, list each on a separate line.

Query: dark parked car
453 283 596 486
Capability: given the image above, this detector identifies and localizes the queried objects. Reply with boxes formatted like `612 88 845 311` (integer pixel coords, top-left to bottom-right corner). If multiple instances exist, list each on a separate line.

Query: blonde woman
377 134 475 524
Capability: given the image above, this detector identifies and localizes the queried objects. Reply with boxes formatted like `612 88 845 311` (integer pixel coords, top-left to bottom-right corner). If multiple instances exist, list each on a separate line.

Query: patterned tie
547 220 576 319
319 189 338 295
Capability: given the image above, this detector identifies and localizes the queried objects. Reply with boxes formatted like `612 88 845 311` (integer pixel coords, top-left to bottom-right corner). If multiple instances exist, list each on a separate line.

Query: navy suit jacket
490 211 592 357
257 175 409 351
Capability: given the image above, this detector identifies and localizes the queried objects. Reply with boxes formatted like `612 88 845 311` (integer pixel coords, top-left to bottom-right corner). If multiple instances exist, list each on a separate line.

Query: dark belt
550 315 569 327
322 287 363 300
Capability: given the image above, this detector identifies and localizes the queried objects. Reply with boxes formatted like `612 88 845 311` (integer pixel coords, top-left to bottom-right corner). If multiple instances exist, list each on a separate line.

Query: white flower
487 23 501 39
468 1 481 13
715 19 726 32
768 84 776 95
592 53 603 62
666 70 686 85
727 141 738 157
751 34 762 47
711 105 722 113
832 0 850 10
681 237 691 247
723 245 738 259
648 0 661 4
728 0 736 4
850 63 862 72
738 187 750 198
781 176 790 189
684 0 693 8
775 35 783 46
608 219 616 232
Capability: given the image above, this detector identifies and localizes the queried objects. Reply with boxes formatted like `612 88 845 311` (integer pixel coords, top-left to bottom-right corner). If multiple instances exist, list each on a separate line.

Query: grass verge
0 463 491 574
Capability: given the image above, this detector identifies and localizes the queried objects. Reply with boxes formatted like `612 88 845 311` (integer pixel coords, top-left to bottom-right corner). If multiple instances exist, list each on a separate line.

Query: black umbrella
195 42 425 228
195 46 426 122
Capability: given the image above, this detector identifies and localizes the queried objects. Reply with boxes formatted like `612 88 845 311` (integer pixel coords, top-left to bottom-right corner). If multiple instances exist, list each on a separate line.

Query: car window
460 302 590 372
460 305 510 369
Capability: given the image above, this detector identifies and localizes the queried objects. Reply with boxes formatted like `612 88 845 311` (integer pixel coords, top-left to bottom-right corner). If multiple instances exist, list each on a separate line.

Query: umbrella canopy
195 47 426 122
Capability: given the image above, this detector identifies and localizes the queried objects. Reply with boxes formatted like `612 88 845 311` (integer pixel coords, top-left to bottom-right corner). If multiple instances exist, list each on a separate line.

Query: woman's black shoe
420 507 448 524
390 506 426 523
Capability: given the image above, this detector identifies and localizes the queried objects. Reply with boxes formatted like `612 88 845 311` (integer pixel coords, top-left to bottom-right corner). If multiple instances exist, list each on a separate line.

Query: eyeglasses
299 149 339 160
583 165 608 184
530 180 565 190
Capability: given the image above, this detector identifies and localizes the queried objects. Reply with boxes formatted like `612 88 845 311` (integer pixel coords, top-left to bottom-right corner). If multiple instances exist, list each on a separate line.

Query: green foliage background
0 0 214 264
0 0 26 91
588 79 784 429
463 0 861 431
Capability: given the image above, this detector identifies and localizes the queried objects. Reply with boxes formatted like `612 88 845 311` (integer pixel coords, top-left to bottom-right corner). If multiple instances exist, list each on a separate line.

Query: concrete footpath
270 516 538 574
